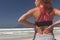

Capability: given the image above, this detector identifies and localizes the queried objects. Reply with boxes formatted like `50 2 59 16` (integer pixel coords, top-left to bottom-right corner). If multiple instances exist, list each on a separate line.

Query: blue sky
0 0 60 28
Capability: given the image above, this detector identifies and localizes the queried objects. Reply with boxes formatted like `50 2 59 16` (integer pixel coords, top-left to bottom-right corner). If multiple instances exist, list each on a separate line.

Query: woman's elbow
18 18 24 23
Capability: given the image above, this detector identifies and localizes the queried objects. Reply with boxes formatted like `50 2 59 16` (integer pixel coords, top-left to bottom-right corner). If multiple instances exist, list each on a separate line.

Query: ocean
0 27 60 40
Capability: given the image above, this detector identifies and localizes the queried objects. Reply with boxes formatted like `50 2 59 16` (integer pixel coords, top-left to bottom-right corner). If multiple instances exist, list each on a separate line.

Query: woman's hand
43 25 53 34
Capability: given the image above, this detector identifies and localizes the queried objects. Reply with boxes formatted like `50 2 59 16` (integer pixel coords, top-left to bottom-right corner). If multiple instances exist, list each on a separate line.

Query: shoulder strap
37 6 49 22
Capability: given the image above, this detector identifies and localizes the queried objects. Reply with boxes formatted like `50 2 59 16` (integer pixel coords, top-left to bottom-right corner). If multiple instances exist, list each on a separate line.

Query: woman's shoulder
53 8 60 11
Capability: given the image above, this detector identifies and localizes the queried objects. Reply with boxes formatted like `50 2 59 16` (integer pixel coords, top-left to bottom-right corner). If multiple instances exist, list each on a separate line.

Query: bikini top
35 6 53 26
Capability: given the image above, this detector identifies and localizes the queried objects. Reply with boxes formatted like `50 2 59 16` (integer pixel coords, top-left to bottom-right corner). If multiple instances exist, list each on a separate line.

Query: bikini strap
37 6 49 22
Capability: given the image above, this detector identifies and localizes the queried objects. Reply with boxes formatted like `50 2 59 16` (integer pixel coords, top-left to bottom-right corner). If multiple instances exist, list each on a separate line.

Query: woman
18 0 60 40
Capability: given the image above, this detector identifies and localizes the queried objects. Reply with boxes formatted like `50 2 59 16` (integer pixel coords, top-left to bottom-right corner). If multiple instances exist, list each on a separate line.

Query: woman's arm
51 8 60 27
51 20 60 28
49 8 60 28
18 9 36 28
43 8 60 34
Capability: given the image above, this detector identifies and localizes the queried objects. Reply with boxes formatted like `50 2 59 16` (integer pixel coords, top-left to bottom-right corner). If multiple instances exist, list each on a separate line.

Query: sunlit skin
33 0 54 35
18 0 60 35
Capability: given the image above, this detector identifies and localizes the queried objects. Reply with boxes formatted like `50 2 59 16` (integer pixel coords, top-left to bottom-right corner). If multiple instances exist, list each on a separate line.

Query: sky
0 0 60 28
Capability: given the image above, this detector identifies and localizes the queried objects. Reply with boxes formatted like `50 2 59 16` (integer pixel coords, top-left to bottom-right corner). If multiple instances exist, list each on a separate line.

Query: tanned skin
18 0 60 35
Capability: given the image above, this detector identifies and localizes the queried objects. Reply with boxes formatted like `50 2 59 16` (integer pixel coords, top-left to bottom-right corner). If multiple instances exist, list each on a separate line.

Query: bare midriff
32 7 54 36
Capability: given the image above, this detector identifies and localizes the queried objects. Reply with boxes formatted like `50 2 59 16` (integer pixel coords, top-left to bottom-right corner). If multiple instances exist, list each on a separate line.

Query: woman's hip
33 34 55 40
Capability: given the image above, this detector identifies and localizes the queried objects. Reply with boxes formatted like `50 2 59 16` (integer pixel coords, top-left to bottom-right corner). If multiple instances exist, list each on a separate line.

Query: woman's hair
40 0 52 6
40 0 53 14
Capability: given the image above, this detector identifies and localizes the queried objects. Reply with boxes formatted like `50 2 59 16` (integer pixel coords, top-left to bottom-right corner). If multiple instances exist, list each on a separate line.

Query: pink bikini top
37 6 50 22
35 6 52 26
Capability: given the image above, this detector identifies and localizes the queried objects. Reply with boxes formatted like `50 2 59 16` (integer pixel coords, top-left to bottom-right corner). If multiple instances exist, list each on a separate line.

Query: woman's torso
32 7 55 35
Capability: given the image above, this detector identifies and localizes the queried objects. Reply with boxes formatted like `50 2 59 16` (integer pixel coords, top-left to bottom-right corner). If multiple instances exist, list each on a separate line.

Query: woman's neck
38 4 53 14
39 2 52 9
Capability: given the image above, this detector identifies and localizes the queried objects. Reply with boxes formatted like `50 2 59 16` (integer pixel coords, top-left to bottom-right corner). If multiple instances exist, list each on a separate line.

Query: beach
0 28 60 40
